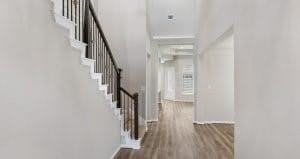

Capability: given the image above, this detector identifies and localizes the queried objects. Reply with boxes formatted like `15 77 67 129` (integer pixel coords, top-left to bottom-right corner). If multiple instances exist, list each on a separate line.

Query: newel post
117 69 122 109
133 93 139 140
83 0 90 58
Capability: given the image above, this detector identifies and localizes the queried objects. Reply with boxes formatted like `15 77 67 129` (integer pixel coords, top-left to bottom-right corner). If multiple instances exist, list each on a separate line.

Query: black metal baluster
117 69 122 108
92 19 95 60
106 49 108 85
78 0 81 40
123 92 125 131
99 37 102 73
83 0 90 58
130 99 133 138
102 39 105 76
113 71 115 101
107 58 110 92
62 0 65 16
93 21 96 61
111 64 113 95
91 19 93 60
96 31 99 73
107 60 110 93
104 48 106 84
113 70 115 101
127 96 129 131
71 0 73 21
100 37 103 75
67 0 69 18
109 60 112 94
74 0 77 39
95 31 98 72
102 46 105 84
89 14 92 58
95 24 97 68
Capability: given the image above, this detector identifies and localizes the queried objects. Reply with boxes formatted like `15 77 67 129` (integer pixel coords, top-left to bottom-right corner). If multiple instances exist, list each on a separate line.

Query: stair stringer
50 0 141 149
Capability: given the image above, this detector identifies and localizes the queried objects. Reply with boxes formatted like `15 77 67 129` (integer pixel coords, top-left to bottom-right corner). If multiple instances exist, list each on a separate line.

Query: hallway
115 101 234 159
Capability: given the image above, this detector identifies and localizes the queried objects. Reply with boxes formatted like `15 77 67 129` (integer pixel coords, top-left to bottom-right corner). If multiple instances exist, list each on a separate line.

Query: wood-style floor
115 101 234 159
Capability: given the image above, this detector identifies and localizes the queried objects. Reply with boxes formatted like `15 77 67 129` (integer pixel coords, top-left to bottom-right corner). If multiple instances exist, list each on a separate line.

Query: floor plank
115 101 234 159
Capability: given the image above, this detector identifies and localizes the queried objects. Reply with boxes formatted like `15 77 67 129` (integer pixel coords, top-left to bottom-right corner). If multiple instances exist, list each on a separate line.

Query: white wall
198 46 234 122
194 0 235 122
97 0 147 119
196 0 300 158
147 40 159 121
196 0 234 54
235 0 300 158
146 53 152 121
0 1 120 159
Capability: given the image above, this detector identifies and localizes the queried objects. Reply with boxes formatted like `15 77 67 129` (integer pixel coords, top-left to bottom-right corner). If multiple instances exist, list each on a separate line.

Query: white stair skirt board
193 121 235 125
50 0 142 150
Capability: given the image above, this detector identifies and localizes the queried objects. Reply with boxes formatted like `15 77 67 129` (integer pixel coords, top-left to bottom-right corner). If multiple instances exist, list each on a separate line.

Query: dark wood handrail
87 0 120 74
120 87 135 99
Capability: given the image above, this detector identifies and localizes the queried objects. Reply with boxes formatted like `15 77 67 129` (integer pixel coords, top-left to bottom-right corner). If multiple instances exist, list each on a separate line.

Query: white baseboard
193 121 205 125
110 146 121 159
194 121 235 124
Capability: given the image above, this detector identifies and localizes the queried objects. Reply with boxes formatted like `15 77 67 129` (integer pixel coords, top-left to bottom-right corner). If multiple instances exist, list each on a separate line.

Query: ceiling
148 0 197 42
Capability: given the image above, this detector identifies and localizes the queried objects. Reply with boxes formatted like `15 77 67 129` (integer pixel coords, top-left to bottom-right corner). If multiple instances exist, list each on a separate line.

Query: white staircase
50 0 141 149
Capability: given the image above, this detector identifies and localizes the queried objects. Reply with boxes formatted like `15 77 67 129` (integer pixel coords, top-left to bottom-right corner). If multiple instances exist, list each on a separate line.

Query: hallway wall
196 0 234 54
194 0 235 123
198 46 234 122
146 40 160 121
235 0 300 158
196 0 300 158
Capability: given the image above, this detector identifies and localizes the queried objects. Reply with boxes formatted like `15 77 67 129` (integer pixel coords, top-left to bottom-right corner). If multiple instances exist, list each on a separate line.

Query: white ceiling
148 0 197 40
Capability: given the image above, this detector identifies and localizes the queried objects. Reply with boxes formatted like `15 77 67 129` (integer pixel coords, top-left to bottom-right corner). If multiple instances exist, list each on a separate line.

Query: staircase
51 0 141 149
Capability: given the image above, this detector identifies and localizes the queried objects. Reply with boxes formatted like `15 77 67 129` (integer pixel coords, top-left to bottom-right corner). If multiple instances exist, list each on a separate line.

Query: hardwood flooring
115 101 234 159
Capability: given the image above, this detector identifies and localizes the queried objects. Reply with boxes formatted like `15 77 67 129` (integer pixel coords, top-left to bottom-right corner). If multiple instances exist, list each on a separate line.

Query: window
182 65 194 94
